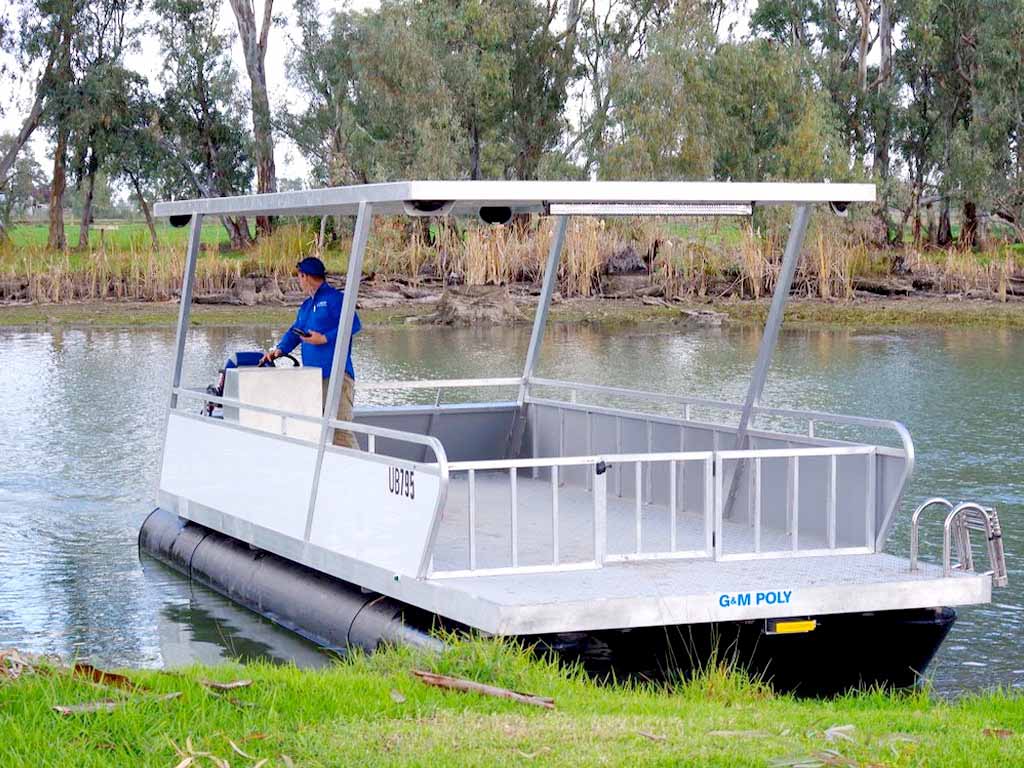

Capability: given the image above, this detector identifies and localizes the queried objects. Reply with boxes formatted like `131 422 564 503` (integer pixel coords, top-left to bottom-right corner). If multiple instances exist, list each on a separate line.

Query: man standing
261 256 361 449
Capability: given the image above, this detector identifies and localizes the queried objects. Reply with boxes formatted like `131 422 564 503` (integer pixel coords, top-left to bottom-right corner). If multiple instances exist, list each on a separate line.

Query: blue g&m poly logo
718 590 793 608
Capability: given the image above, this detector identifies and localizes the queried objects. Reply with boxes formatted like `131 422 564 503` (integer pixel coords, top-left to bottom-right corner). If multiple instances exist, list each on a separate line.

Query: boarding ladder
910 498 1008 587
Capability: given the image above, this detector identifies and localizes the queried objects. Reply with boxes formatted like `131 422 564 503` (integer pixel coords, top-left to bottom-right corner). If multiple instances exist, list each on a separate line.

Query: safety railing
525 377 914 551
527 377 913 452
713 445 878 561
359 377 521 407
172 386 449 478
427 450 715 579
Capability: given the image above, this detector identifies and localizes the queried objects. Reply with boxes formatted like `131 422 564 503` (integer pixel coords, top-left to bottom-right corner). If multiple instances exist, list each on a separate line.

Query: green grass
663 220 747 248
1 638 1021 767
7 220 238 252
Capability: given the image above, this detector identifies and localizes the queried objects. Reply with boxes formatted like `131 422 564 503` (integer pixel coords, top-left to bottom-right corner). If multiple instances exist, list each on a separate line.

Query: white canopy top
153 180 875 219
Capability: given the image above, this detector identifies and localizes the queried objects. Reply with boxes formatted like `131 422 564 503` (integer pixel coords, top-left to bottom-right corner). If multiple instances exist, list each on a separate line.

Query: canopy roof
153 180 875 220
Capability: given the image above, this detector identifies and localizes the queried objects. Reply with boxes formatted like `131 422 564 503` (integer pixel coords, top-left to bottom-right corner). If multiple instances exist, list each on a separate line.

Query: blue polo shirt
276 282 361 379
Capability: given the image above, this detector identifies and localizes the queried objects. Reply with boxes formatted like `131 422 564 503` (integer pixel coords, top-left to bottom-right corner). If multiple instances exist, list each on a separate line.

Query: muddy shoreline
2 283 1023 329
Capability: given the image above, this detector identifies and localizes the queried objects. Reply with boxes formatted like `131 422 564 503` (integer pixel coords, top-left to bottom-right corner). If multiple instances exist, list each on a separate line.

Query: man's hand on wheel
260 348 281 365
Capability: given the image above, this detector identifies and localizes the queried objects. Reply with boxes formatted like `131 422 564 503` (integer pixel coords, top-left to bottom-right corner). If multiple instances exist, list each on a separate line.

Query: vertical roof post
518 215 569 406
722 204 812 520
168 214 204 410
305 201 374 542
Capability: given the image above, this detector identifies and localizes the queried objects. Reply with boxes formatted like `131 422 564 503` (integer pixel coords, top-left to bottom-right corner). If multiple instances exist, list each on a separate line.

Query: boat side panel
161 412 447 578
160 413 314 540
311 448 441 577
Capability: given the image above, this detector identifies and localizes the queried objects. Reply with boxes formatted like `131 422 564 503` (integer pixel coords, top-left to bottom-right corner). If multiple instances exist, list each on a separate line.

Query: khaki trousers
322 374 359 450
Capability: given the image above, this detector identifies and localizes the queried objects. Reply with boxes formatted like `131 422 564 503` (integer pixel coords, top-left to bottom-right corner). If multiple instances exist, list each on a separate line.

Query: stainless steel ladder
910 498 1008 587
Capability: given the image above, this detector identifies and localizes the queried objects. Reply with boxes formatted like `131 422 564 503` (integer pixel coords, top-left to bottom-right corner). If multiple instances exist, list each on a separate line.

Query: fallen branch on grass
411 669 555 709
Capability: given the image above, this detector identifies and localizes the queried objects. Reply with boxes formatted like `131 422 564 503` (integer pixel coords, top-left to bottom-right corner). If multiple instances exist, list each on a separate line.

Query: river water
0 322 1021 693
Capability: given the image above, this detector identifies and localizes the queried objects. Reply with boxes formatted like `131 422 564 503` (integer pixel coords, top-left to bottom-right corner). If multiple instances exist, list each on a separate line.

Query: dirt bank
2 289 1024 330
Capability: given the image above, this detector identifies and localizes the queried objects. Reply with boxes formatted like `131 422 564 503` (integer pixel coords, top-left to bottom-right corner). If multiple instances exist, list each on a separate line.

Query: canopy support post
504 216 568 460
518 215 569 406
304 202 374 542
168 214 203 411
722 204 812 520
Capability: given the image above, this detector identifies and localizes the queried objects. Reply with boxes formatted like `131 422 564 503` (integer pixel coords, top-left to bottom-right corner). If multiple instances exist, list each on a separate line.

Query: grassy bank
3 295 1024 330
1 640 1021 767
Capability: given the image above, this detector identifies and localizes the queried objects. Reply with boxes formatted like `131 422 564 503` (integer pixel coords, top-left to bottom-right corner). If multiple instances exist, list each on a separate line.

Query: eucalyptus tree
226 0 277 236
0 133 47 231
286 0 464 184
0 0 74 243
574 0 673 177
152 0 255 249
63 0 141 248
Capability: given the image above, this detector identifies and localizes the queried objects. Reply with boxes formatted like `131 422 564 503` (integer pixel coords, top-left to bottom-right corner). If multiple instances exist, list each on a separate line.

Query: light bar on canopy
547 202 753 217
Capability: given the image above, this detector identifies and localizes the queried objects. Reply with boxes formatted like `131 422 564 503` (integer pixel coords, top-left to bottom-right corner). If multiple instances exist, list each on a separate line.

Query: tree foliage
2 0 1024 251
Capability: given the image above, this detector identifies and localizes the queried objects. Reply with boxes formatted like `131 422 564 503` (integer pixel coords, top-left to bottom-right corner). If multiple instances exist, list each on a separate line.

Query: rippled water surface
0 322 1021 692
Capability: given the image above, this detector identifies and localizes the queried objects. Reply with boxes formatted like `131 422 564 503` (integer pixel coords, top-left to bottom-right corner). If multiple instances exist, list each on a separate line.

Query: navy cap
296 256 326 277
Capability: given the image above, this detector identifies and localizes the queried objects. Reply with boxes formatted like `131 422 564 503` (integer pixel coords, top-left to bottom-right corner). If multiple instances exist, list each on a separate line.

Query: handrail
910 497 954 572
527 376 916 551
527 377 912 447
449 450 714 472
360 377 521 391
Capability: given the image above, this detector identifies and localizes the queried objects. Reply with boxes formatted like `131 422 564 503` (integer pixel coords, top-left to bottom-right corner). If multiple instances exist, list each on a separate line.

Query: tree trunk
874 0 896 244
48 129 69 251
469 122 481 180
937 202 953 247
0 43 56 193
129 172 159 249
228 0 277 238
223 215 254 250
78 162 97 249
960 201 981 250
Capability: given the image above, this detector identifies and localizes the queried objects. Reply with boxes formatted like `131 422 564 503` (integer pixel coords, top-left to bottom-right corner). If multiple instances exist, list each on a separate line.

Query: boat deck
419 552 990 635
409 473 991 635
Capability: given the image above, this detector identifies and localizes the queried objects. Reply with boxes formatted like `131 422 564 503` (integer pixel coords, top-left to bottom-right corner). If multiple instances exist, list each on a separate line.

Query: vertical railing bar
615 417 623 497
679 427 686 520
593 466 607 565
792 456 800 552
635 462 643 553
828 454 837 549
865 449 876 549
754 458 762 553
531 409 540 480
684 404 692 421
785 443 793 534
747 445 755 528
669 460 677 552
808 419 816 438
645 422 653 501
713 456 723 560
368 434 376 454
585 412 593 491
468 469 477 570
552 465 560 565
558 408 565 470
510 467 518 568
703 457 714 557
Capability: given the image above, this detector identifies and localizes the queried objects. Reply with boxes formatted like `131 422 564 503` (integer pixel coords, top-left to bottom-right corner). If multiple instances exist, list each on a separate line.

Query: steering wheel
260 353 300 368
